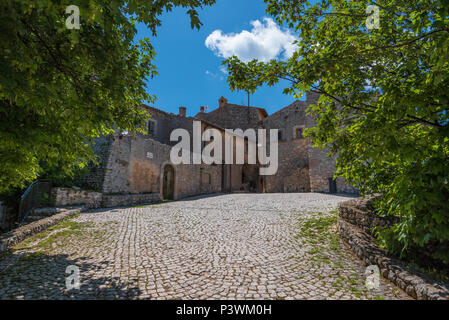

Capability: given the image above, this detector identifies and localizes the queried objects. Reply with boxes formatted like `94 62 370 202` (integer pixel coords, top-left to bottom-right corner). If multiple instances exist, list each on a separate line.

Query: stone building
81 92 357 204
196 92 357 194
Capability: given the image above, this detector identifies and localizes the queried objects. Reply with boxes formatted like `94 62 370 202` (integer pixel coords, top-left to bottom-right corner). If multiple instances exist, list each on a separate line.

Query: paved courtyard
0 193 410 300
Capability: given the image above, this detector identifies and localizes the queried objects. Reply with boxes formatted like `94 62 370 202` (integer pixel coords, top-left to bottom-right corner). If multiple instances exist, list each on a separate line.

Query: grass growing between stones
296 211 342 263
13 214 95 253
294 210 383 300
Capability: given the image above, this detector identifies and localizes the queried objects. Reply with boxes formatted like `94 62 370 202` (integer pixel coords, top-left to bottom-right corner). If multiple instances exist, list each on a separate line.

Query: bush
374 157 449 268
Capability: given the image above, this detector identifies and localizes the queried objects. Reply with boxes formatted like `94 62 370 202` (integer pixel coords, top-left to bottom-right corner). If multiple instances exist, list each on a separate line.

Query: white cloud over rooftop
205 17 298 63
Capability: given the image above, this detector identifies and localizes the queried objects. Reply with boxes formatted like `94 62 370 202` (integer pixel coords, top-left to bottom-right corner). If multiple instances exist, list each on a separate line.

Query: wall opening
328 177 337 194
162 165 175 200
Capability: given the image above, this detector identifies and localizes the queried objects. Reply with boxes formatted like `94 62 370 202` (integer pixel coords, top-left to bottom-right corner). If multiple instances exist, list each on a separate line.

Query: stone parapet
0 207 84 253
338 197 449 300
101 193 161 207
52 187 161 209
52 188 103 208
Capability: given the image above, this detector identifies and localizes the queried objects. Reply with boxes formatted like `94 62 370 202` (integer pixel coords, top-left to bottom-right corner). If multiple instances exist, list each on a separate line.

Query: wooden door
163 165 174 200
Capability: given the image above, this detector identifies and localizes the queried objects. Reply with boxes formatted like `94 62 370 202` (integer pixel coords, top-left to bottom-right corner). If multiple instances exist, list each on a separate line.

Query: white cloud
219 66 228 74
205 69 225 81
205 17 298 63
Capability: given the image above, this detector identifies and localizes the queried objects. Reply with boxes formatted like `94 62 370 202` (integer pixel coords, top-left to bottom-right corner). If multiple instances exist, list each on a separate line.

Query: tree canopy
0 0 215 193
224 0 449 265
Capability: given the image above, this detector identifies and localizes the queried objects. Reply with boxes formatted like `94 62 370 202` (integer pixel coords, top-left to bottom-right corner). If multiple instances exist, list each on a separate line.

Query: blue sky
136 0 303 117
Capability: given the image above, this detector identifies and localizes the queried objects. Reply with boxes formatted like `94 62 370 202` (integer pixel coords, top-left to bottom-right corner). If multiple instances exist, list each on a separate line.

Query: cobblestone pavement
0 193 411 300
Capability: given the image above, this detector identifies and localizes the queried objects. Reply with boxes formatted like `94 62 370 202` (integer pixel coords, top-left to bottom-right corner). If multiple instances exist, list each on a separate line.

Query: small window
202 171 211 185
296 128 303 139
278 130 283 141
148 120 156 135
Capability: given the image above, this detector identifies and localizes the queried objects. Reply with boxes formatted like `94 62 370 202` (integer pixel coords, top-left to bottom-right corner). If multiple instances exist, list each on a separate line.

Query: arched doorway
162 165 175 200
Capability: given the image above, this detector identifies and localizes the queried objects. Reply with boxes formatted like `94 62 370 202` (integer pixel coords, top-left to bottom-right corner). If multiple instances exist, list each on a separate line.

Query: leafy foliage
0 0 215 193
224 0 449 265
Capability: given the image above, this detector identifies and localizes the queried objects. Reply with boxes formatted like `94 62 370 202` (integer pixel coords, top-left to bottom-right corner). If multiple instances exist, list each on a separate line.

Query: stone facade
199 92 356 194
196 96 266 130
81 92 357 202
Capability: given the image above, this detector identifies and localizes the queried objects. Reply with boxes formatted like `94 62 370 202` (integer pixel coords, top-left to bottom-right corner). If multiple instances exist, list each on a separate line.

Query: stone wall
263 94 316 193
102 193 161 207
52 187 162 208
264 139 310 192
307 146 337 192
195 103 264 131
338 197 449 300
338 196 398 234
77 135 113 191
102 135 172 194
99 131 225 201
142 105 194 147
263 100 312 141
200 164 223 195
52 188 103 208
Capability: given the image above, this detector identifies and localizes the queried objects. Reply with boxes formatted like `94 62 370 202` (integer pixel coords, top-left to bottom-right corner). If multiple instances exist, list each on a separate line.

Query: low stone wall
338 196 398 235
338 197 449 300
0 207 84 254
52 188 103 209
101 193 161 207
52 188 161 209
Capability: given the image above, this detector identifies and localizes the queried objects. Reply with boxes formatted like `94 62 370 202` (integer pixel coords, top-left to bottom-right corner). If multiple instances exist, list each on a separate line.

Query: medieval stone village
1 92 435 301
77 91 357 205
1 0 448 304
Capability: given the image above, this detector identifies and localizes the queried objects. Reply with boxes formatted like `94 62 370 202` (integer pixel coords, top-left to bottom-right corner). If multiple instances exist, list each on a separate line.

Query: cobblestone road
0 193 410 300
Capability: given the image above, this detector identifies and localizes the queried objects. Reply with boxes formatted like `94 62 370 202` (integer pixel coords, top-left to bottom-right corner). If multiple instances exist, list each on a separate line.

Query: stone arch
160 162 176 200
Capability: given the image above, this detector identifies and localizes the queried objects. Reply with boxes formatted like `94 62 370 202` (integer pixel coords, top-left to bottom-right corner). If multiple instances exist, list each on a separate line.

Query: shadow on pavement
0 251 142 300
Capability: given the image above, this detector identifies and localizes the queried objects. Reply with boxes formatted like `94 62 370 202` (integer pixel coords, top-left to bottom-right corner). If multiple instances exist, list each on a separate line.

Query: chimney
179 106 186 117
200 106 205 113
218 96 228 109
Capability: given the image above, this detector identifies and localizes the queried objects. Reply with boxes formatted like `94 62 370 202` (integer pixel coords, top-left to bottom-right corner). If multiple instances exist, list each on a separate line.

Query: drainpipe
229 164 232 193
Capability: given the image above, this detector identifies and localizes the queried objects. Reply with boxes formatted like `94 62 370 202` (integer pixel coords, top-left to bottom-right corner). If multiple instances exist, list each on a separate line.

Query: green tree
0 0 215 193
224 0 449 265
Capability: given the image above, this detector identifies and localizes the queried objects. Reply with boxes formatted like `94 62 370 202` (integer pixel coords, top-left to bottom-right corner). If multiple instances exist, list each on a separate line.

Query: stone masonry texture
338 197 449 300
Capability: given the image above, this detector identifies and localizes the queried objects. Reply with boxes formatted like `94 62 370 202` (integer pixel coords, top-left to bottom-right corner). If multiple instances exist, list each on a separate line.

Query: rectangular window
148 120 156 135
202 172 211 185
278 131 283 141
296 128 303 139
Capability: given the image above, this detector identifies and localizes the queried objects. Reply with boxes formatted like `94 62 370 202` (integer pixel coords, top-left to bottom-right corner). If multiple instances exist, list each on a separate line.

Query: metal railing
18 179 52 224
